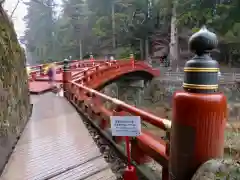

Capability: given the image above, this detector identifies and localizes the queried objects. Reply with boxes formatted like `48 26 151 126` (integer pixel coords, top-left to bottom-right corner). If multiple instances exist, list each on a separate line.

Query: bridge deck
29 71 84 94
1 93 116 180
29 81 56 94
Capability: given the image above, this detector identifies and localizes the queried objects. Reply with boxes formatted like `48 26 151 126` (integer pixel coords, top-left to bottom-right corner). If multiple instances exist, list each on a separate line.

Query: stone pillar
169 26 227 180
117 80 144 106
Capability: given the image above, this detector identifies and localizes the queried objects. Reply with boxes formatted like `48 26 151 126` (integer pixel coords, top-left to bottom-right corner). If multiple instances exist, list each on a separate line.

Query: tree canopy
22 0 240 67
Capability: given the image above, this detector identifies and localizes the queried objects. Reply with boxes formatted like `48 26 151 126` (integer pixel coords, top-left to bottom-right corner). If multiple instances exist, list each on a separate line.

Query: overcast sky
4 0 28 38
3 0 61 41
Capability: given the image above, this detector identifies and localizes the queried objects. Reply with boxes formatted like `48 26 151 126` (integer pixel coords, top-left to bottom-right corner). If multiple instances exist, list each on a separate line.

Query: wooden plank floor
1 93 116 180
28 81 53 94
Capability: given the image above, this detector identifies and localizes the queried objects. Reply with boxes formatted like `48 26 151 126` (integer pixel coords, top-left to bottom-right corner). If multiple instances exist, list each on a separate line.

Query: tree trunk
79 39 83 59
145 37 149 60
140 39 144 60
228 52 232 68
169 0 179 70
111 3 116 49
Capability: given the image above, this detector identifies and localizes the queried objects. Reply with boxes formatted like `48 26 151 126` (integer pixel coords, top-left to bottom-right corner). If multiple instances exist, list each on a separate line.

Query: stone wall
0 6 30 173
144 78 240 121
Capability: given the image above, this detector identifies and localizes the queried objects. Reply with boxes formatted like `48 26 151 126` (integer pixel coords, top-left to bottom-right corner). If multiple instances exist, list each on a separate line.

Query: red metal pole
125 136 131 168
123 136 138 180
169 27 227 180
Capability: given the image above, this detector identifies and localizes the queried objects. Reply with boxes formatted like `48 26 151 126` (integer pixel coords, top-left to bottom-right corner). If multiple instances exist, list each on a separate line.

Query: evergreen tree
22 0 56 64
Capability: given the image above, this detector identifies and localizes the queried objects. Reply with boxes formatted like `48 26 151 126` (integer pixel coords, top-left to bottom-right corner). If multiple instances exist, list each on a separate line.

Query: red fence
63 61 170 179
28 59 107 81
28 25 231 179
28 57 228 179
59 60 227 180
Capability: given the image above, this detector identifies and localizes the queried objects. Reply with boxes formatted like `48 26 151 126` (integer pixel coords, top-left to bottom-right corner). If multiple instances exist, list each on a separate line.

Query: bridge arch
72 61 160 90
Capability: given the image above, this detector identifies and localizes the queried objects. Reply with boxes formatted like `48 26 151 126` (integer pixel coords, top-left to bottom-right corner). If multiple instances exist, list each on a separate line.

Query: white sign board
110 116 141 137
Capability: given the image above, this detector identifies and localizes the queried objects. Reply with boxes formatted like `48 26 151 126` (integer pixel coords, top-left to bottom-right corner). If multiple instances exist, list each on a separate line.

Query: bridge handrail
71 81 171 130
61 60 171 177
60 27 230 179
29 59 108 69
28 60 107 80
68 60 170 130
72 60 159 85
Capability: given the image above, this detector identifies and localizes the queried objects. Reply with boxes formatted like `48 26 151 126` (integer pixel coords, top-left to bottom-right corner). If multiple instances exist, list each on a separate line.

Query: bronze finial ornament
183 26 219 93
63 58 69 71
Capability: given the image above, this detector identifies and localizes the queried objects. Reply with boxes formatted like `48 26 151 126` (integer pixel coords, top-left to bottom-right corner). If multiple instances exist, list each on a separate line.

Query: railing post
63 58 71 98
40 65 44 76
169 26 227 180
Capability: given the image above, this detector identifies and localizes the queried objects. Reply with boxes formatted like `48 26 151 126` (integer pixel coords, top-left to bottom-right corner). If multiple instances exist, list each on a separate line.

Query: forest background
21 0 240 69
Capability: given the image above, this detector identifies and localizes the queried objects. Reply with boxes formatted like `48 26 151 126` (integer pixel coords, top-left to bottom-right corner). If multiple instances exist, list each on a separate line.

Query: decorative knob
183 26 219 94
189 26 218 55
63 59 69 70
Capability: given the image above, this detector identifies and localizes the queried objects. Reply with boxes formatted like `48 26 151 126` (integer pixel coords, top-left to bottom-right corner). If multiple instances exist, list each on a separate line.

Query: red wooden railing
61 61 169 179
28 57 227 179
28 26 231 179
28 59 107 81
58 57 227 180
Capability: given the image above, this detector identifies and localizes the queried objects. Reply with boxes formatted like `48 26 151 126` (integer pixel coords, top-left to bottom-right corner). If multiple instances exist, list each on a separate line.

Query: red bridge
0 28 232 180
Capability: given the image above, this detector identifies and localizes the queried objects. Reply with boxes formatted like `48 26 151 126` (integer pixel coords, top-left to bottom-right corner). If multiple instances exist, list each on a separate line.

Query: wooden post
169 26 227 180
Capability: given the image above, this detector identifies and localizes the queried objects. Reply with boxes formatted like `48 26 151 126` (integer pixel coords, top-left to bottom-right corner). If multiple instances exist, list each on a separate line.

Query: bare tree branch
22 0 55 7
31 0 56 7
10 0 20 17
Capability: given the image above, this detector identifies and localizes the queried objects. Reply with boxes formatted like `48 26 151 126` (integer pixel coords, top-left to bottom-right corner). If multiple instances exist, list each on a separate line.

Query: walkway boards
29 71 85 94
1 93 116 180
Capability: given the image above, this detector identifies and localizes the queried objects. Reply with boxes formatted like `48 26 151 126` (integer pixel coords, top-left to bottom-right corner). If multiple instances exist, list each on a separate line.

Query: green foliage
22 0 240 66
22 0 168 63
116 47 133 59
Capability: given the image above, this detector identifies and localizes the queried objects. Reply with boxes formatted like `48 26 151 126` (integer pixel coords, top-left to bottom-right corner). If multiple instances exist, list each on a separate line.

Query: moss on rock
192 159 240 180
0 5 30 172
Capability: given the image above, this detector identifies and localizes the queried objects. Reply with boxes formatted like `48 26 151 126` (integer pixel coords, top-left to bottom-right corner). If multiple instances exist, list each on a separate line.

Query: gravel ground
83 120 126 180
80 115 152 180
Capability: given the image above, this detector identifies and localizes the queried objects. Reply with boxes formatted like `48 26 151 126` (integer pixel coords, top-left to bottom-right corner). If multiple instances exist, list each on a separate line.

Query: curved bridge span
2 60 164 180
1 56 234 180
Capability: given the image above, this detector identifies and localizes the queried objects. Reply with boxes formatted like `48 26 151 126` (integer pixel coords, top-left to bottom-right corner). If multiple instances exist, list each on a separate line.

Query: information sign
110 116 141 137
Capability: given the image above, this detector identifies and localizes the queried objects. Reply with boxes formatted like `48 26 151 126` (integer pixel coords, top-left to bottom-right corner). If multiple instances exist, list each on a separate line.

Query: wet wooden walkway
1 93 116 180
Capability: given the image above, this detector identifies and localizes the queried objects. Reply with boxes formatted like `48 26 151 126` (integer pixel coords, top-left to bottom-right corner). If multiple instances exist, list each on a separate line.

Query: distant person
110 56 114 61
26 66 31 77
147 56 152 65
104 56 108 61
47 63 56 88
43 64 49 74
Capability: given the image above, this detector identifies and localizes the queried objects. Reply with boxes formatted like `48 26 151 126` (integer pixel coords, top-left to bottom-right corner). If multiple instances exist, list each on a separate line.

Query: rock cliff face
0 6 30 172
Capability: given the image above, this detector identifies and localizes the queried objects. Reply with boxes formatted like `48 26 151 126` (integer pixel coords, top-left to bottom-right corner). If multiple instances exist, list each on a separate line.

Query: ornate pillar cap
183 26 219 93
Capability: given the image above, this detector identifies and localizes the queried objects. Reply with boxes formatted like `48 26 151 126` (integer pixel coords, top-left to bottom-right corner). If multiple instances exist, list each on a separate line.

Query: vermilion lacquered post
63 59 71 98
40 65 44 76
169 26 227 180
123 136 138 180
